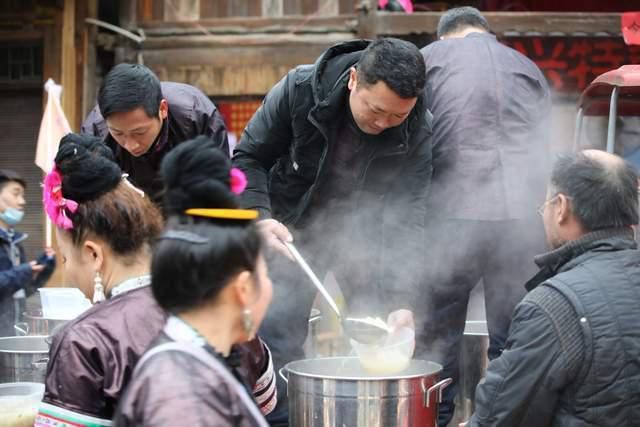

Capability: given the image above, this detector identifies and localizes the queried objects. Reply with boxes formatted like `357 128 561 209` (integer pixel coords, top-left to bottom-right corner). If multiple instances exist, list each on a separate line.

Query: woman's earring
93 272 105 304
242 308 254 338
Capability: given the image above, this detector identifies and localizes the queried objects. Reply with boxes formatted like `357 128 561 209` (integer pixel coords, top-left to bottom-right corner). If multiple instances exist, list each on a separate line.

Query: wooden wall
130 0 356 96
136 0 356 22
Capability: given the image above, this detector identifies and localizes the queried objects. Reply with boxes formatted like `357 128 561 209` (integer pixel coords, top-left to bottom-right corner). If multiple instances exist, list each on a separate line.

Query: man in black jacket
81 64 228 203
418 8 551 424
467 150 640 426
233 38 432 424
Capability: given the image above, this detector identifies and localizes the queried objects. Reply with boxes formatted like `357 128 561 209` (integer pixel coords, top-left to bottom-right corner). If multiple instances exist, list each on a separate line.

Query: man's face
0 181 26 214
348 68 417 135
541 189 567 250
105 100 168 157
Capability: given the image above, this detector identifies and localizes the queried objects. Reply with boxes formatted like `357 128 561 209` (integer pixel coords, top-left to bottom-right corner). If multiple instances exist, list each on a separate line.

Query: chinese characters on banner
503 37 640 93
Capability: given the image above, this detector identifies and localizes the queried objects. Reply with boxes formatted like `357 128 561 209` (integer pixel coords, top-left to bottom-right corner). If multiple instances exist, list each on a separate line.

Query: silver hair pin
121 174 145 198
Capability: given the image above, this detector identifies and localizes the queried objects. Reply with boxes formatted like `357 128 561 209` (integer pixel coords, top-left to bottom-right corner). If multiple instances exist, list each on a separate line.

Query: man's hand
30 261 45 275
257 219 294 260
387 309 415 331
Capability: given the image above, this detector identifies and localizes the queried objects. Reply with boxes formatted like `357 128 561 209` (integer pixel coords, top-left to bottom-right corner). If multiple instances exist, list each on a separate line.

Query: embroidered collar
164 315 208 347
164 315 242 369
109 274 152 298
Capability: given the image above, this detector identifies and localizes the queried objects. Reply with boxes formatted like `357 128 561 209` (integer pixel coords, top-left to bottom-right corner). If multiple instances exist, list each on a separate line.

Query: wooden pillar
357 0 378 39
61 0 77 130
81 0 98 119
164 0 200 21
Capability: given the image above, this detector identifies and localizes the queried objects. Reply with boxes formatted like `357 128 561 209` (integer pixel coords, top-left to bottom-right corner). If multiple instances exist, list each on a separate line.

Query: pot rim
284 356 442 381
0 336 50 354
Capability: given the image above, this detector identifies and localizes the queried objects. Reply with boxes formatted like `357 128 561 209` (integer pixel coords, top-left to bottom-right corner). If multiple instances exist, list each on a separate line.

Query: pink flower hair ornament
43 167 78 230
230 167 247 195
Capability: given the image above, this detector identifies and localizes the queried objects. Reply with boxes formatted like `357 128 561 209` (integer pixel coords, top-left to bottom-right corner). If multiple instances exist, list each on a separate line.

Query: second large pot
15 311 69 336
283 357 451 427
457 320 489 421
0 336 50 383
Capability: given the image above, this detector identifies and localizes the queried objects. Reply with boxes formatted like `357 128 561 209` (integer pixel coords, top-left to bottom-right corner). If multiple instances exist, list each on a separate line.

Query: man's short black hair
98 63 163 119
551 152 639 231
357 37 426 99
437 7 490 38
0 169 26 192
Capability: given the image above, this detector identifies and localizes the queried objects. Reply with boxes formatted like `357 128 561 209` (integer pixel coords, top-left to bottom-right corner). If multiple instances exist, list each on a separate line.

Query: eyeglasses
537 194 560 217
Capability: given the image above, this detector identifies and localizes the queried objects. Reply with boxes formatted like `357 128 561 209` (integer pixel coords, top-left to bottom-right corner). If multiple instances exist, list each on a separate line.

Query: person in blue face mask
0 169 55 335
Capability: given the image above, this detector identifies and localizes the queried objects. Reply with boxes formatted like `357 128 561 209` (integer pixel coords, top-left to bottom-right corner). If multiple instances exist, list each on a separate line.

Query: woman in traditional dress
113 137 273 426
36 134 275 426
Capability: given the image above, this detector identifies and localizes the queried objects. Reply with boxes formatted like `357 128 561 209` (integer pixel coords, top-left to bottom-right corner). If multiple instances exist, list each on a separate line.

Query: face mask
0 208 24 226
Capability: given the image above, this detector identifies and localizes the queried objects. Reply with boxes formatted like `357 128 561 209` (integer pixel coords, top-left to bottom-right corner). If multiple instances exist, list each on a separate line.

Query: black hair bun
161 136 236 214
55 133 122 203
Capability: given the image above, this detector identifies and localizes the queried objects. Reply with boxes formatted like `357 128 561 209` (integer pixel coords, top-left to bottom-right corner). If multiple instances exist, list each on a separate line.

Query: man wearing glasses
465 150 640 426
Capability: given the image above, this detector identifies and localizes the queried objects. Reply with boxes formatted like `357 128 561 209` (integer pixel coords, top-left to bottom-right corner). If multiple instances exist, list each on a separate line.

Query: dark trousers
414 219 544 427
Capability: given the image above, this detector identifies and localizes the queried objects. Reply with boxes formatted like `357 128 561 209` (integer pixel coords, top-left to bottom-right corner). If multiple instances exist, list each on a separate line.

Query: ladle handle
283 241 342 318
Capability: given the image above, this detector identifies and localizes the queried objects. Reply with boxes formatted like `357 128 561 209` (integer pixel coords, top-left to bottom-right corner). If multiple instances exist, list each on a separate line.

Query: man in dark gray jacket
467 150 640 426
81 64 228 203
233 38 432 424
418 8 551 424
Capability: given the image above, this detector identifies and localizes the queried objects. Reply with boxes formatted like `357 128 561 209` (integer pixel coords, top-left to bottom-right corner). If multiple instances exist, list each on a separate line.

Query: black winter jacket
470 229 640 427
233 40 433 310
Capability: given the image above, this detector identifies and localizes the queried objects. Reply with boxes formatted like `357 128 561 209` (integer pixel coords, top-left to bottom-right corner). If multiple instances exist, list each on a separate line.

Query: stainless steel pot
14 311 68 336
457 320 489 421
283 357 451 427
0 336 50 383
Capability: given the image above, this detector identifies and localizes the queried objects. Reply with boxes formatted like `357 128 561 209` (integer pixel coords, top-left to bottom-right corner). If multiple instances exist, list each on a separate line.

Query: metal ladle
283 241 391 344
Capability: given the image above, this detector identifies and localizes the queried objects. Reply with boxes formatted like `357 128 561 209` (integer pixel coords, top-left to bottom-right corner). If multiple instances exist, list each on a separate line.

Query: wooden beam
141 32 353 49
61 0 77 130
368 12 623 36
138 14 357 34
356 0 377 38
142 41 346 95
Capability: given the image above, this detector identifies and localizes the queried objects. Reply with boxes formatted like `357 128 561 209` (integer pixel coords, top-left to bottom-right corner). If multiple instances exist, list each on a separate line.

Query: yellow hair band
185 208 259 220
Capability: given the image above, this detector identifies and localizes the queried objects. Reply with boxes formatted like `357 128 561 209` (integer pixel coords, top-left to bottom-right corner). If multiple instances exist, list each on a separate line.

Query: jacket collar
308 41 429 152
149 116 170 155
524 227 636 291
0 227 26 245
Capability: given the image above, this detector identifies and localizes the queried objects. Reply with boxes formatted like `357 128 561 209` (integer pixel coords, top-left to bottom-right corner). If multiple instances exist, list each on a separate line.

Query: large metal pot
0 336 49 383
457 320 489 421
14 311 68 336
283 357 451 427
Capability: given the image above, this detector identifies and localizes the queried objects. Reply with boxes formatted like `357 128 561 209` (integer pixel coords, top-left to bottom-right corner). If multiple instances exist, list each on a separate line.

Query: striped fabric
35 402 112 427
253 344 278 415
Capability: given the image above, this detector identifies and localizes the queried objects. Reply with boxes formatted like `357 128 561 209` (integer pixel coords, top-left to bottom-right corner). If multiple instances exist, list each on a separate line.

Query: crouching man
467 150 640 426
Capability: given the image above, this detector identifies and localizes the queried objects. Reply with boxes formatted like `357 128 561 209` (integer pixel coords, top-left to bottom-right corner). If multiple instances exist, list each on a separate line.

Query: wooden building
0 0 96 261
0 0 638 269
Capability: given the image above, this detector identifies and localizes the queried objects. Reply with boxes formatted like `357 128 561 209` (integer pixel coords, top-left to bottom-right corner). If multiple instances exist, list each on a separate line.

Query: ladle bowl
283 241 391 344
